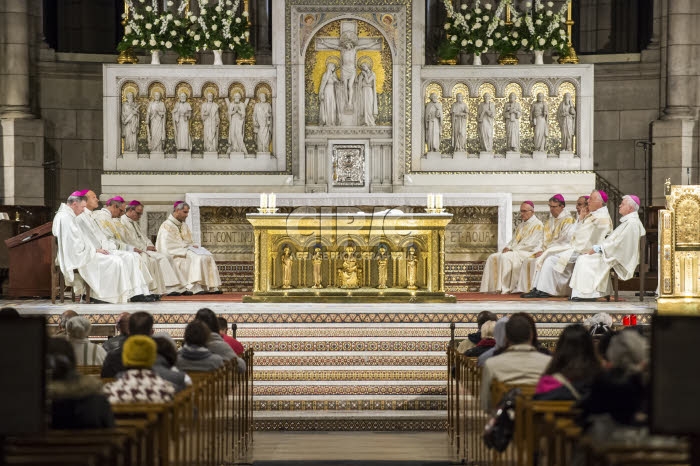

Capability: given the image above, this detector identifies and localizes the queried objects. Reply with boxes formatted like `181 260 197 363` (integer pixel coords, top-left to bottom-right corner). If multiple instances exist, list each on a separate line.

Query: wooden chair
51 235 91 304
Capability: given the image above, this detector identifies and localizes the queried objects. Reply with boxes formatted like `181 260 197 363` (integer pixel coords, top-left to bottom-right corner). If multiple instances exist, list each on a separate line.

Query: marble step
235 324 474 338
254 367 446 382
254 395 447 411
245 339 450 352
253 410 448 431
253 352 447 367
254 380 447 396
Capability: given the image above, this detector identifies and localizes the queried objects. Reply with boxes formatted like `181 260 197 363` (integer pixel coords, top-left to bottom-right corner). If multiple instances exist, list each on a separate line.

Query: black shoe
570 297 597 302
144 295 157 302
521 289 540 298
536 291 552 298
154 295 162 301
89 297 108 304
130 294 147 302
182 290 194 296
167 291 182 297
195 291 208 295
211 290 223 295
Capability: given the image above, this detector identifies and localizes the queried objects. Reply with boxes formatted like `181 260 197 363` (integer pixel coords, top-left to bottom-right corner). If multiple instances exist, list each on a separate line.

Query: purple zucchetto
70 189 89 197
523 201 534 209
128 200 142 207
107 196 125 204
552 194 565 203
597 190 608 203
628 195 640 207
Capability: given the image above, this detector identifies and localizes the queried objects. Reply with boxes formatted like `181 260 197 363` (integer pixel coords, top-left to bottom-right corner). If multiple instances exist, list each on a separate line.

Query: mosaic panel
254 419 447 431
253 384 447 396
254 355 447 367
254 370 446 381
254 399 447 411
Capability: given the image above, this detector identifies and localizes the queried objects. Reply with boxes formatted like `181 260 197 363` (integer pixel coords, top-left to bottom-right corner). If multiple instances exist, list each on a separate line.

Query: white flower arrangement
442 0 492 56
520 0 569 52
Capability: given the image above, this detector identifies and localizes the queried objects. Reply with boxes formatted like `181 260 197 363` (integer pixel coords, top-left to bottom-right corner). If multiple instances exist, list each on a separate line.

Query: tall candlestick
261 193 268 209
427 193 435 210
436 194 443 210
269 193 276 209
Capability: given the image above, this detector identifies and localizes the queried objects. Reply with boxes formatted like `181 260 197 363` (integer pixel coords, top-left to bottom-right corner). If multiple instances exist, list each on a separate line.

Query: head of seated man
505 314 534 348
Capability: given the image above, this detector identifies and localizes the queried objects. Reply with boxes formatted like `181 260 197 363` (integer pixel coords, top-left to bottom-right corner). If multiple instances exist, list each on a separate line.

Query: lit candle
269 193 276 209
427 193 434 210
436 194 443 210
260 193 268 209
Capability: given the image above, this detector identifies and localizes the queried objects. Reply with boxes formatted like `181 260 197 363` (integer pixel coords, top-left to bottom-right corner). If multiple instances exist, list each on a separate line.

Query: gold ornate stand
244 213 456 303
657 182 700 314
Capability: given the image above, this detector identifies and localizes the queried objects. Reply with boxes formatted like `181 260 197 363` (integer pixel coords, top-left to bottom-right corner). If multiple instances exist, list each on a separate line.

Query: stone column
0 0 45 206
253 0 272 64
661 0 696 118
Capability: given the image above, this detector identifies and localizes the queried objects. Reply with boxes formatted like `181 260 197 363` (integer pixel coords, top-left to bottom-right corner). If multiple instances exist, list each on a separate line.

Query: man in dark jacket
101 311 153 377
102 312 130 353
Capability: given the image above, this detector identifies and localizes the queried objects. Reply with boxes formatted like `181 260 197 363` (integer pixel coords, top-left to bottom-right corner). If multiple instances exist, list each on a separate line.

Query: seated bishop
569 195 646 300
74 189 155 302
52 191 149 304
480 201 543 294
515 194 574 293
156 201 222 294
522 190 613 298
120 200 189 296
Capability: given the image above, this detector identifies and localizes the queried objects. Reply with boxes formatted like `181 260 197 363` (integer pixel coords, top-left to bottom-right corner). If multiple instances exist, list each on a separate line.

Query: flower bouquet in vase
196 0 254 65
442 0 493 64
161 1 200 64
520 0 570 64
118 0 168 63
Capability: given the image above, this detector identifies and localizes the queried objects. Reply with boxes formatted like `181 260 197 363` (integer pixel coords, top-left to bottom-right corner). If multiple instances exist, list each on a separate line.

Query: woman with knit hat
103 335 175 403
67 316 107 365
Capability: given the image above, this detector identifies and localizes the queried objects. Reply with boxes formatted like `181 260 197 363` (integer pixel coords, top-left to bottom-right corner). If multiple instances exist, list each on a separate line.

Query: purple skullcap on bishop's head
128 200 141 207
598 190 608 203
628 195 640 206
524 201 534 209
107 196 125 204
70 190 89 197
584 195 590 200
174 200 184 208
552 194 565 203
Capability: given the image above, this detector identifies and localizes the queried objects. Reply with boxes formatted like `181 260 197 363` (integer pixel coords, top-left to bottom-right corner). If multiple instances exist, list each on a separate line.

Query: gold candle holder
235 0 256 65
257 208 279 214
117 1 138 64
424 208 446 214
558 0 580 64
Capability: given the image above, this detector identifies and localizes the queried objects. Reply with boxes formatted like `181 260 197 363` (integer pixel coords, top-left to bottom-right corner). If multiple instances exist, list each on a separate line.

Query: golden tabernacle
243 211 455 303
657 181 700 314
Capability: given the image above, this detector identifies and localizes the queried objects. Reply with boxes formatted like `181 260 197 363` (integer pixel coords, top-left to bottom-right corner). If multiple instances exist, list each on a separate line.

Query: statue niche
337 242 362 289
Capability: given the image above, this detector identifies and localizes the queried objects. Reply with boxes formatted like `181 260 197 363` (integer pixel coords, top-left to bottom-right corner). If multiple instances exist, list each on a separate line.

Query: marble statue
281 246 293 289
338 244 359 289
406 246 418 290
558 92 576 151
226 92 249 154
425 92 443 153
147 91 166 152
253 92 272 153
172 92 192 151
477 93 495 152
357 63 378 126
319 63 339 126
312 247 323 289
121 92 140 153
504 93 522 152
201 92 220 153
451 93 468 152
376 246 389 289
530 92 549 152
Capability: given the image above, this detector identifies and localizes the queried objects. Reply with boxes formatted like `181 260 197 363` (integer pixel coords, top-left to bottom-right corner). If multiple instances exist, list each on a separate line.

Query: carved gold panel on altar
244 212 454 303
658 183 700 314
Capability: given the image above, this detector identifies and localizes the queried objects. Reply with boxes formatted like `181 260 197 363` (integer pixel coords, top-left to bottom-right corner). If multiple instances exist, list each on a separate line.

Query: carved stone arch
477 81 498 99
301 235 334 250
173 82 193 100
554 78 581 96
147 81 167 99
301 14 397 59
423 81 448 100
335 234 368 252
397 235 428 251
273 236 301 253
120 81 140 101
201 82 220 100
367 235 395 249
520 79 537 97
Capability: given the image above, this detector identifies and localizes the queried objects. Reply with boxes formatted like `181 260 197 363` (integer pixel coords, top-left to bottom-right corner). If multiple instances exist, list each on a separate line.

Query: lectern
4 222 53 298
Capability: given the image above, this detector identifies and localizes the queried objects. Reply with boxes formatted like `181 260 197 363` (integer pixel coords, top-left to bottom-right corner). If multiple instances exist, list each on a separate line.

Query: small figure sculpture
319 63 339 126
376 245 389 289
201 92 220 153
281 246 293 289
121 92 140 153
451 93 468 152
406 246 418 290
530 92 549 152
312 246 323 289
226 92 249 154
425 92 443 153
557 92 576 151
357 62 378 126
147 91 166 152
253 92 272 153
504 93 522 152
172 92 192 151
477 93 495 152
338 244 359 289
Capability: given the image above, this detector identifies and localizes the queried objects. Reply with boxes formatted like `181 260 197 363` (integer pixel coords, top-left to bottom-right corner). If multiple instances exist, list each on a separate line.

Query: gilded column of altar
330 252 338 288
391 253 400 288
253 231 260 292
420 252 429 291
363 252 372 287
439 230 446 292
269 251 278 290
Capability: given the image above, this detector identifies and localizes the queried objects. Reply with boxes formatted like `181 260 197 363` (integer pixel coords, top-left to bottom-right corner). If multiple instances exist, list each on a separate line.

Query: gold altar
243 212 455 303
657 182 700 314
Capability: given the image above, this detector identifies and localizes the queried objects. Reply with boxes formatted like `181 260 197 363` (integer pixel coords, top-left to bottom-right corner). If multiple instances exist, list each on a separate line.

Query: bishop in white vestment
522 190 613 297
515 194 575 293
74 190 154 301
120 200 189 295
52 192 147 304
480 201 544 294
155 201 222 294
570 195 646 299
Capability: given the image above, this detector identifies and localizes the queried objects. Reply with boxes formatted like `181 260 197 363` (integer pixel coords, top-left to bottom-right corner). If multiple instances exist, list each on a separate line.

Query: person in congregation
480 314 551 410
52 191 150 304
522 190 613 298
515 194 574 294
569 195 646 301
73 189 155 302
480 201 543 294
153 335 191 392
103 335 175 403
464 320 497 357
218 317 245 356
102 312 130 353
156 201 222 294
101 311 154 378
176 320 225 372
120 199 190 296
66 316 107 365
92 196 164 297
55 309 78 338
457 311 498 353
196 308 246 371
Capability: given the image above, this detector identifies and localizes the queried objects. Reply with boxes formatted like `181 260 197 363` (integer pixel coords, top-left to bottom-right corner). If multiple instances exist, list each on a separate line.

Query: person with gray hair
569 195 646 301
66 316 107 365
55 310 78 338
155 201 222 294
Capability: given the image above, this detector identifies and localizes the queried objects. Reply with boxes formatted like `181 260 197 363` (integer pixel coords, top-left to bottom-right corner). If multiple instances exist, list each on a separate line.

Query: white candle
269 193 276 209
427 193 434 210
436 194 443 210
261 193 268 209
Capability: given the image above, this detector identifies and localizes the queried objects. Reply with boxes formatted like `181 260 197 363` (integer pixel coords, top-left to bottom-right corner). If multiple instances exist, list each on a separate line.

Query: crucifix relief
315 20 382 126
